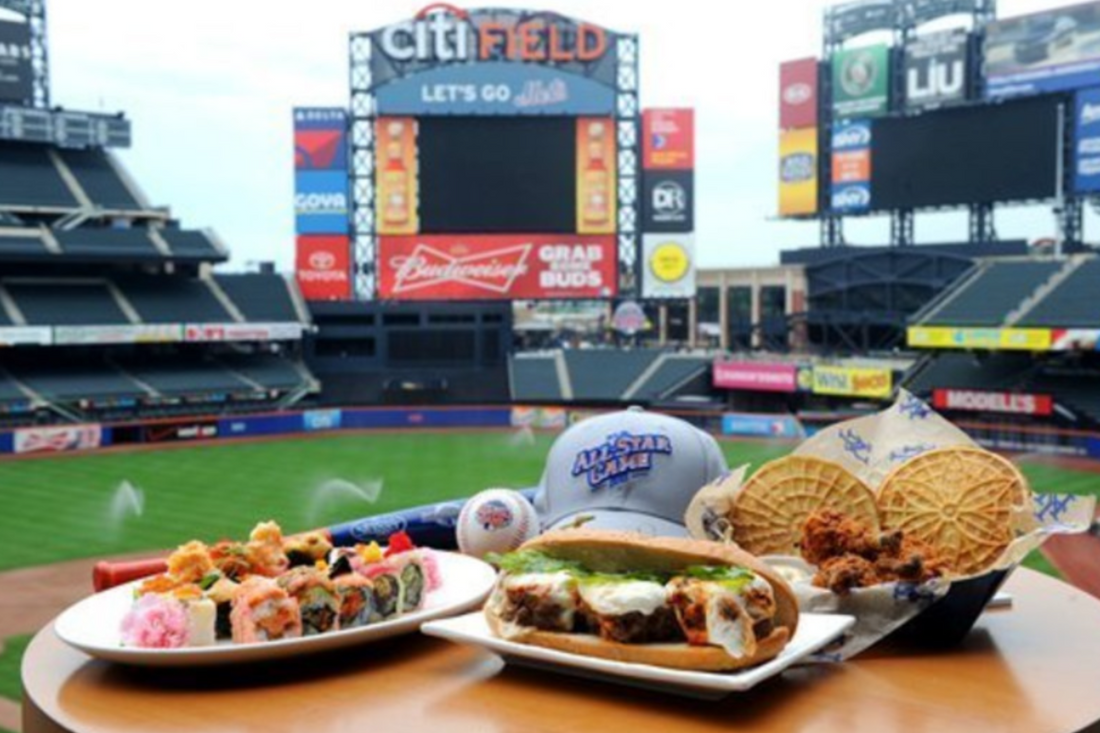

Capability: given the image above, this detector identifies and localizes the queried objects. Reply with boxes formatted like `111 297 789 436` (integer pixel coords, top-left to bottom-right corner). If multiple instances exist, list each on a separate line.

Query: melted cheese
502 571 577 607
705 589 755 659
577 580 668 617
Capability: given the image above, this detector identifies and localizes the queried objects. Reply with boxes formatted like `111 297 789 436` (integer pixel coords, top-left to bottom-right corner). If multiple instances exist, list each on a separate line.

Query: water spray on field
308 477 384 526
508 424 537 447
105 480 145 541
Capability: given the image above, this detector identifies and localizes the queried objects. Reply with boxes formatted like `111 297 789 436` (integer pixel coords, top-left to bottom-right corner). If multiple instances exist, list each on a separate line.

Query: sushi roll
277 567 340 636
284 531 333 568
230 577 302 643
245 521 290 577
183 597 217 647
121 594 189 649
360 561 404 622
387 552 428 614
209 540 251 580
204 576 239 640
334 574 375 629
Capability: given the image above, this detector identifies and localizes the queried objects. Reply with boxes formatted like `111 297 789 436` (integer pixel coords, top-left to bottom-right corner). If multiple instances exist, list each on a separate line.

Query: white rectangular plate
422 611 855 699
55 551 496 667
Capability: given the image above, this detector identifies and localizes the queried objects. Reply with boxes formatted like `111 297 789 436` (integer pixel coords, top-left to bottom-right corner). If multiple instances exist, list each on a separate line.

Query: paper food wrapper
685 390 1096 660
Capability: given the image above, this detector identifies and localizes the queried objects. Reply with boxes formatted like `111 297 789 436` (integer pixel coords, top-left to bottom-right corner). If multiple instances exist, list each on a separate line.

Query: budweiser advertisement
377 234 617 300
779 58 818 130
932 389 1053 416
713 361 798 393
296 235 351 300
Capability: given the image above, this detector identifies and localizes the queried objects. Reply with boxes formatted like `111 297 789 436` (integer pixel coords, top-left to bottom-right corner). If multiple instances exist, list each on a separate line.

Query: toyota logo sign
310 251 336 270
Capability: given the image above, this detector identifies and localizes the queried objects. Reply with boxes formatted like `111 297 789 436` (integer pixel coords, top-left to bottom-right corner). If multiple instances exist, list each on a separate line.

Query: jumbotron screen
418 117 577 233
871 96 1059 209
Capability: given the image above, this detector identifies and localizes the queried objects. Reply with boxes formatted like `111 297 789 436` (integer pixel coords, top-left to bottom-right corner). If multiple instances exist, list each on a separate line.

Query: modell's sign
932 389 1053 416
377 234 617 300
366 7 620 116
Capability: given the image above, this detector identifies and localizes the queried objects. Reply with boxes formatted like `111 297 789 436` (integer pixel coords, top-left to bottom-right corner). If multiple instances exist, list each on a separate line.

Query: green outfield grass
0 432 1096 573
0 430 1097 725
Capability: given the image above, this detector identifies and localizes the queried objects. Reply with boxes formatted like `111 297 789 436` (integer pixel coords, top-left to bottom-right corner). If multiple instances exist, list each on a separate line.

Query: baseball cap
534 406 728 537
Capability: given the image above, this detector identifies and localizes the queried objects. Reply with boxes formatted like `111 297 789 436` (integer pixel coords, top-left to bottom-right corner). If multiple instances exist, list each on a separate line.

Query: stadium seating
114 276 233 323
160 229 225 260
0 144 78 209
1017 258 1100 328
57 148 142 210
7 361 142 402
919 260 1062 327
126 359 254 395
510 354 563 401
4 281 129 325
564 350 660 402
214 274 300 322
55 228 162 259
0 232 51 258
220 353 311 391
904 352 1035 394
626 355 711 401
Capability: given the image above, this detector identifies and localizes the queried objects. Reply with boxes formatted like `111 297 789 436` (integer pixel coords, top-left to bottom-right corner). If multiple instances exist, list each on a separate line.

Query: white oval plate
55 551 496 667
422 612 855 699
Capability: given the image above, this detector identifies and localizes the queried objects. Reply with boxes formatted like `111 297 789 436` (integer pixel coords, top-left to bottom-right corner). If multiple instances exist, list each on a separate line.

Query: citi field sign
366 5 621 115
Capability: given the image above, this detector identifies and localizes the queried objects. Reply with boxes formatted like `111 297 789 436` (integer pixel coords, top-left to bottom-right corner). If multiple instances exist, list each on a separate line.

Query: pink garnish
421 550 443 592
120 594 189 649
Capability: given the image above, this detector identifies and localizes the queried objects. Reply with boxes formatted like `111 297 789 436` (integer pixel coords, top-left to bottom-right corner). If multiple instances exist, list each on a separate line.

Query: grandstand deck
1018 259 1100 328
115 276 232 323
215 274 299 322
510 355 562 401
58 148 141 210
4 281 128 325
0 144 78 209
923 260 1062 327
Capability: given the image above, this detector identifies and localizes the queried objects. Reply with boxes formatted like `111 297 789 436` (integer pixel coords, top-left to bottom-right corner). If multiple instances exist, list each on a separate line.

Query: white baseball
456 488 541 559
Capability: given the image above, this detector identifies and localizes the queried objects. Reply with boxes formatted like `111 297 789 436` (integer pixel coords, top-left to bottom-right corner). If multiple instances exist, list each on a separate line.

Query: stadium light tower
0 0 48 108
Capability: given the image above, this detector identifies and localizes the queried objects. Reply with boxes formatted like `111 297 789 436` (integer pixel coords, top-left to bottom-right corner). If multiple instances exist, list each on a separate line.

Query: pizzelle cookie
730 456 880 556
877 446 1031 577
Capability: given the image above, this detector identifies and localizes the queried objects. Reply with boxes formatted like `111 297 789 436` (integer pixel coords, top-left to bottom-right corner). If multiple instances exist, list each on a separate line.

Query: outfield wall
2 404 1100 461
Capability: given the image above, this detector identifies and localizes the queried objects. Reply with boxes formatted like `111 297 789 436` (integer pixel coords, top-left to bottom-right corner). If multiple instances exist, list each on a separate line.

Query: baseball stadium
1 1 1100 732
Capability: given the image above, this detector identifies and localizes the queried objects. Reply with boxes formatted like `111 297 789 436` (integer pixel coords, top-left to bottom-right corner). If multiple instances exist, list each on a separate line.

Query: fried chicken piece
803 510 948 593
813 555 880 595
800 509 882 566
874 535 948 584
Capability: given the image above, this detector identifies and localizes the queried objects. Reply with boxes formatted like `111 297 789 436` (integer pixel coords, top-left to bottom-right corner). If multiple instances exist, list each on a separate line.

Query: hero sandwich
486 530 799 671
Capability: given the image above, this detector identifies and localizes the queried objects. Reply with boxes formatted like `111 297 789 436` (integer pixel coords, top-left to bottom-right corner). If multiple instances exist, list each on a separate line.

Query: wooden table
22 568 1100 733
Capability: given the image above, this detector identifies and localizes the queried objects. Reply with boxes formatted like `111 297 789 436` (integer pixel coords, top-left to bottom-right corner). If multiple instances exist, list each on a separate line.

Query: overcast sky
40 0 1092 272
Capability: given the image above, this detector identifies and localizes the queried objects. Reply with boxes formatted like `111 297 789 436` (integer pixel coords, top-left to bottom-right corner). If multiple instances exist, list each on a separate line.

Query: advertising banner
367 8 617 95
293 108 347 170
0 20 32 106
576 118 616 234
53 324 181 346
184 323 305 343
375 62 616 116
1075 87 1100 193
303 408 343 431
812 366 893 399
0 326 51 346
721 413 803 439
219 413 305 439
375 117 419 235
932 388 1054 416
831 119 872 213
294 171 348 235
778 127 818 216
377 234 617 300
143 421 219 444
779 58 819 130
1051 328 1100 350
713 361 799 392
296 235 351 301
642 109 694 170
907 326 1052 351
641 234 696 299
511 406 568 430
904 29 969 110
986 2 1100 98
14 424 102 454
642 170 693 232
832 44 890 118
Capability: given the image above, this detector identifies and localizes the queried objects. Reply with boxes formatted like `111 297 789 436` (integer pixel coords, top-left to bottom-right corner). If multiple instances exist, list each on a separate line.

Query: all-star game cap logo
571 431 673 490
